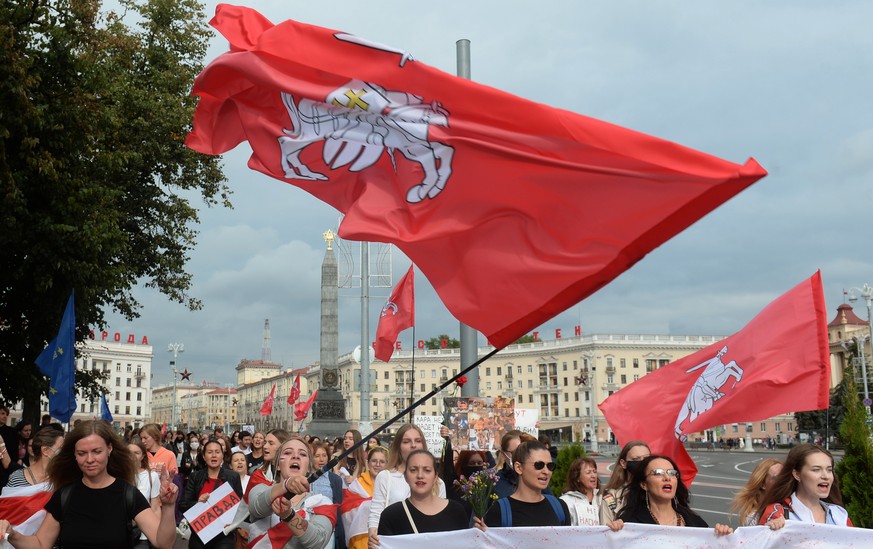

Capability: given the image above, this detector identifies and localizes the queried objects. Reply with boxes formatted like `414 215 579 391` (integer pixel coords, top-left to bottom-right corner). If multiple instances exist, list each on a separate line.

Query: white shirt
231 445 253 455
560 490 601 526
135 470 161 540
367 469 446 529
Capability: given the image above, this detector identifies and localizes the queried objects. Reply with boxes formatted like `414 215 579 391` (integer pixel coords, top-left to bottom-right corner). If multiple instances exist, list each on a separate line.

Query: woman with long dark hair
757 444 852 529
599 440 649 524
0 420 178 548
336 430 366 485
607 455 732 536
180 439 243 549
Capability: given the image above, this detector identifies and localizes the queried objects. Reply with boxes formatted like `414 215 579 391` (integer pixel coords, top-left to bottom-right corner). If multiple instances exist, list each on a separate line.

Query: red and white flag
294 390 318 422
287 374 301 405
260 384 276 416
186 5 767 349
374 266 415 362
341 482 373 549
0 483 53 536
599 272 830 485
247 494 337 549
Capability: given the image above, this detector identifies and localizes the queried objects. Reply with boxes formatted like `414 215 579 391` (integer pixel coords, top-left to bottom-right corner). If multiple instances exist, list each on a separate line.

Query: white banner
379 521 873 548
414 415 446 456
182 482 242 544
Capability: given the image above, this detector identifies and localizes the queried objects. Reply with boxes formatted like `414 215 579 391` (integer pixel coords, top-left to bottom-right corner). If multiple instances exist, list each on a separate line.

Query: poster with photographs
443 396 515 451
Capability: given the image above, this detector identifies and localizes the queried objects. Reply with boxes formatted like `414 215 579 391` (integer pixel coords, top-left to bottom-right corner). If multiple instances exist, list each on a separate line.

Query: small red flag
160 421 167 436
374 266 415 362
599 272 830 486
187 5 767 348
260 384 276 416
294 390 318 422
287 374 301 405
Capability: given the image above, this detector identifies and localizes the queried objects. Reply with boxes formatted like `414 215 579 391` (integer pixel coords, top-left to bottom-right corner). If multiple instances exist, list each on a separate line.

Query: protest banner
182 482 242 544
443 396 514 451
379 521 872 549
414 415 446 457
514 408 539 438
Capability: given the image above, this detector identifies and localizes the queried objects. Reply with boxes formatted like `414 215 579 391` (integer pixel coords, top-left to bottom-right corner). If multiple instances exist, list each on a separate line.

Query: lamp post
848 284 873 407
167 343 184 431
585 351 599 453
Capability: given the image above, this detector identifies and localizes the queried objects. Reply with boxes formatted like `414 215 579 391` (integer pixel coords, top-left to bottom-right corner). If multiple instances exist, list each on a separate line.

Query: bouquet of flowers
454 468 499 518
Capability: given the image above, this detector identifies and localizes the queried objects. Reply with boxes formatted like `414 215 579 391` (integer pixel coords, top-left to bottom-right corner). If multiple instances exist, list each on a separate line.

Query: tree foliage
834 364 873 528
0 0 229 419
549 443 587 497
424 334 460 350
513 334 538 345
795 381 847 442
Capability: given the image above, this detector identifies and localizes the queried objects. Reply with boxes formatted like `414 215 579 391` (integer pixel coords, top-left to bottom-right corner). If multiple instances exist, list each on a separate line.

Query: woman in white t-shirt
559 456 601 526
367 424 445 548
129 440 161 549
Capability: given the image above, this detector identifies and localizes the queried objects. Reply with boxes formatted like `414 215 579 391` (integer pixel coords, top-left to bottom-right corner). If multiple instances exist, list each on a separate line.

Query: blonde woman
343 447 388 549
367 424 445 548
731 458 782 525
139 423 178 477
247 437 336 549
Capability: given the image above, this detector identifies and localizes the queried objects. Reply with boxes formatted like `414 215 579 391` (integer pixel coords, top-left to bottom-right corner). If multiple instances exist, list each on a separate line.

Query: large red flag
374 266 415 362
599 272 830 485
260 384 276 416
294 390 319 422
187 5 767 348
287 374 301 405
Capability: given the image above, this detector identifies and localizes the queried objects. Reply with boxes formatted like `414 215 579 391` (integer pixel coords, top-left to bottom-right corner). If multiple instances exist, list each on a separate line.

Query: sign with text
182 482 242 543
443 397 515 451
514 408 539 437
413 415 446 457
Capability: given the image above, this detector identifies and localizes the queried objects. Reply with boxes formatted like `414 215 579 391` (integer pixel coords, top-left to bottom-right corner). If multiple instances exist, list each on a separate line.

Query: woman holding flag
4 428 63 489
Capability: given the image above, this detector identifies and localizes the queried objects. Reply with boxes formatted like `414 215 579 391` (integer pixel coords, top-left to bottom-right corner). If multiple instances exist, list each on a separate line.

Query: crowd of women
0 413 855 549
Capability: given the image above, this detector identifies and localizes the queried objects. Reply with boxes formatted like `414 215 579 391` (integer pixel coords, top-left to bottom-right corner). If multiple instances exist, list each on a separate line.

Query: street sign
864 398 872 406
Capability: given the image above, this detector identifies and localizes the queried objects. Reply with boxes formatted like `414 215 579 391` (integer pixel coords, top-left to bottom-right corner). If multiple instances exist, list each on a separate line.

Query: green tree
834 364 873 527
795 381 847 443
513 334 538 345
0 0 229 421
424 334 460 350
549 443 587 496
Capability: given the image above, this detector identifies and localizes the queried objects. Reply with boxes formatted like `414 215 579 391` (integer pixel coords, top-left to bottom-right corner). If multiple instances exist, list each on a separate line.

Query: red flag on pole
160 421 167 437
187 5 767 348
260 384 276 416
374 266 415 362
294 390 318 422
599 272 830 486
287 374 301 405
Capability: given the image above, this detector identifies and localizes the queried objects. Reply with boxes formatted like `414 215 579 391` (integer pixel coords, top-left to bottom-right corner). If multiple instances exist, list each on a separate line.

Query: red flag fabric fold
294 390 318 422
374 266 415 362
260 384 276 416
599 272 830 485
287 374 301 405
188 4 767 347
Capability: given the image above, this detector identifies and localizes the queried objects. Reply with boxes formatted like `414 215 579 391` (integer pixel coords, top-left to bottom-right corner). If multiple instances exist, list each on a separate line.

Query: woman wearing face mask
599 440 650 524
376 450 472 539
129 441 162 549
559 457 601 526
607 455 732 537
4 428 63 488
180 439 244 549
368 424 445 549
247 437 337 549
758 444 852 529
180 434 203 484
483 441 570 528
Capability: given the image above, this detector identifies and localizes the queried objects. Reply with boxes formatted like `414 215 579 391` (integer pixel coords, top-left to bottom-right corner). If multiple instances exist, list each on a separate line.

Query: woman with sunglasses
607 455 732 536
483 441 570 528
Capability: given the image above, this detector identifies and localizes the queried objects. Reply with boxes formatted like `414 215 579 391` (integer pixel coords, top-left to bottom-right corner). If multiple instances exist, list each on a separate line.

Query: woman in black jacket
181 439 243 549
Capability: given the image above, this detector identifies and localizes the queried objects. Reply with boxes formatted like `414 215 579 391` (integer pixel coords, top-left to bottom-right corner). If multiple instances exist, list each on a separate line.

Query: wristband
283 477 296 499
281 508 296 523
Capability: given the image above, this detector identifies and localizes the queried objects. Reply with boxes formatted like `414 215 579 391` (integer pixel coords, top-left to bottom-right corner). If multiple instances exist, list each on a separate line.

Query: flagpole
408 325 416 424
305 346 502 487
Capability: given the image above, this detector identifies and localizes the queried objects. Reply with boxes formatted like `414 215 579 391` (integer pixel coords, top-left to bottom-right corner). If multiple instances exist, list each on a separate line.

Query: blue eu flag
100 393 113 422
35 291 77 423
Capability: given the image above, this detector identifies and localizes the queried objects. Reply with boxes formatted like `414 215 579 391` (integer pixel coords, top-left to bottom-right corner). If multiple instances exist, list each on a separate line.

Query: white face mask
190 442 200 450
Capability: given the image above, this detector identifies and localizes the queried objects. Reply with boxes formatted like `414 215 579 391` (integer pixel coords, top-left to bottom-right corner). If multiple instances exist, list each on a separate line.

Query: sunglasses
647 468 679 478
527 461 557 471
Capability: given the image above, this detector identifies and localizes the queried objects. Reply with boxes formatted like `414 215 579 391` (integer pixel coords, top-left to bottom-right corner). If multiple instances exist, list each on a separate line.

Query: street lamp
585 351 599 453
168 343 184 431
848 284 873 406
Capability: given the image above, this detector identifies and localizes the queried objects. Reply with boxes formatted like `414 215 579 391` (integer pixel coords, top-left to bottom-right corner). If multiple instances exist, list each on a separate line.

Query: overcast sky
103 0 873 388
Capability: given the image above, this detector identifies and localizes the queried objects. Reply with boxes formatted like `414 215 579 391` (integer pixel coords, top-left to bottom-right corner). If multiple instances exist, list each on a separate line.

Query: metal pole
456 38 480 398
588 351 599 453
168 343 184 431
849 284 873 408
360 242 371 426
